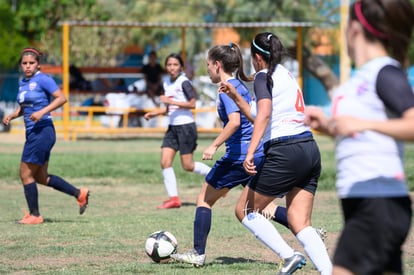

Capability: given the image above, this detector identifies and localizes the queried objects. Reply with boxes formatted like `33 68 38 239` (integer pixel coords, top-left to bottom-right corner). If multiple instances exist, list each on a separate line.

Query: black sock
23 182 40 216
48 175 79 198
193 206 211 255
273 206 289 229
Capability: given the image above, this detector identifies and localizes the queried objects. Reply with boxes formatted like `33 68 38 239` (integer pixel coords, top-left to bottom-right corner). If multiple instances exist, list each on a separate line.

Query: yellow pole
296 26 303 89
62 23 70 141
340 0 350 83
181 27 186 62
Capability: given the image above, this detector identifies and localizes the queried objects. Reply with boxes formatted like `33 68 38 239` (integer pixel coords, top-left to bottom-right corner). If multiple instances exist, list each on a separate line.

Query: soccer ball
145 230 178 263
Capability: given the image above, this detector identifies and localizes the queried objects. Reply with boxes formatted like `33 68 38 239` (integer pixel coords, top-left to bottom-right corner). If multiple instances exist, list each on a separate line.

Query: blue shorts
206 156 264 190
161 123 197 155
22 124 56 165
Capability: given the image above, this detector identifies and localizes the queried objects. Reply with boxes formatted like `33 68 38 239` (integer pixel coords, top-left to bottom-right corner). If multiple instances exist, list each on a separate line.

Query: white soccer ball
145 230 178 263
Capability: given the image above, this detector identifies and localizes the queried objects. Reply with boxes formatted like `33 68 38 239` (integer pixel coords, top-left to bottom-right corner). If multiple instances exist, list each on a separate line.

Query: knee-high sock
242 212 294 259
193 206 211 255
193 162 211 176
48 175 79 197
272 206 289 228
23 182 40 216
296 226 332 275
162 167 177 197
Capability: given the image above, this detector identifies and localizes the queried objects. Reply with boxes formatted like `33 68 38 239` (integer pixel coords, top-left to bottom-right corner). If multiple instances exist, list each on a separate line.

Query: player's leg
171 183 228 266
287 188 331 275
18 161 43 224
158 147 181 209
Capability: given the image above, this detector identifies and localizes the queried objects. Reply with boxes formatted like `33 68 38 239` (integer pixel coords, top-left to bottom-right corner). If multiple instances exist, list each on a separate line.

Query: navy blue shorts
206 156 265 190
161 123 197 155
334 196 412 274
248 136 320 197
22 124 56 165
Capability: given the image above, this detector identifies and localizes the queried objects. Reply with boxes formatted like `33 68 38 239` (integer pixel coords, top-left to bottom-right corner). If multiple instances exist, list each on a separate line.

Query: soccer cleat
170 250 206 267
18 213 44 225
315 227 327 243
77 188 90 215
277 251 306 275
157 197 181 209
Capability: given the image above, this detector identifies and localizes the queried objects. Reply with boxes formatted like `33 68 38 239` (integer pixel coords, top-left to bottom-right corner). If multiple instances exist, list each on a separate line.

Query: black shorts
334 196 412 274
161 122 198 154
248 136 320 197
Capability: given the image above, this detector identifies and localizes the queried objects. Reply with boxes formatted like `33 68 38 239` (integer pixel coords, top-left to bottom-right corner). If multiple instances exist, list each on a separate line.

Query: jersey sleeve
39 74 60 96
182 80 196 100
254 72 272 101
376 65 414 116
219 92 240 115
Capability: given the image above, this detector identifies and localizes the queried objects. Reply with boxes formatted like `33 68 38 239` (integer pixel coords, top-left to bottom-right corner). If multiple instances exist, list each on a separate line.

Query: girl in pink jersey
305 0 414 274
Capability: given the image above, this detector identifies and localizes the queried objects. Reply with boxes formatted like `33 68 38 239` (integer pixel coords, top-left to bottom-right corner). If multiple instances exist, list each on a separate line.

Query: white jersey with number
255 65 310 143
332 56 408 198
163 74 195 126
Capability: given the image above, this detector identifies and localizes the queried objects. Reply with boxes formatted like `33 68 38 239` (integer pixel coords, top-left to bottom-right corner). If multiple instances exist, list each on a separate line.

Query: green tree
0 3 27 70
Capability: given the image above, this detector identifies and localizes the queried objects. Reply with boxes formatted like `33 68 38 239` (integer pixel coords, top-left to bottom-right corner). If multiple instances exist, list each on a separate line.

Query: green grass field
0 133 413 274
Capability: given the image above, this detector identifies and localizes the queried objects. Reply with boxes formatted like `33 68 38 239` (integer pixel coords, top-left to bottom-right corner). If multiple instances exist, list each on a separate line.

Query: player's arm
203 110 240 160
30 88 67 122
2 105 22 126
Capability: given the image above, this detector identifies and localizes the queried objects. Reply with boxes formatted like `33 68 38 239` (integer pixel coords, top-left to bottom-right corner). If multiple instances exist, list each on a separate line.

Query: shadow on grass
212 256 268 265
181 202 197 207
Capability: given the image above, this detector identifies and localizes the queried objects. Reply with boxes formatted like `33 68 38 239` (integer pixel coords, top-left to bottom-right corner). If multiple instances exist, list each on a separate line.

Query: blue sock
273 206 289 229
23 182 40 216
193 206 211 255
48 175 79 198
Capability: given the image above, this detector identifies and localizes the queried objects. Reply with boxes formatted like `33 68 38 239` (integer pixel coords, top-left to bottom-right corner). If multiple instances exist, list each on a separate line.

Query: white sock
193 162 211 176
242 212 294 259
162 167 177 197
296 226 332 275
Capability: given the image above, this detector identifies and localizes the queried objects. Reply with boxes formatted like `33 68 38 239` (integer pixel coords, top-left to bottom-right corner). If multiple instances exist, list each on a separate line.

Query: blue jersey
217 78 264 160
17 72 59 130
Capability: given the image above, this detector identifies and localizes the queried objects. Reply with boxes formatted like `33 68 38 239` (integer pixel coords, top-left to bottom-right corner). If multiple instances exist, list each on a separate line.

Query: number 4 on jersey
295 89 305 113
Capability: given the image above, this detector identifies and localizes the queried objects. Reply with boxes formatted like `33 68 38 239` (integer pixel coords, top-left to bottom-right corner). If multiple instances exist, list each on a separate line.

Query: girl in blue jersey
171 43 292 267
144 53 211 209
2 47 89 224
305 0 414 274
221 33 332 275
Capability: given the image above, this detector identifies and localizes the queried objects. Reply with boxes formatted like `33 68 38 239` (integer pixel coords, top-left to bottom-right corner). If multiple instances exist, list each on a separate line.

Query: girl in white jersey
221 33 332 275
305 0 414 274
144 53 211 209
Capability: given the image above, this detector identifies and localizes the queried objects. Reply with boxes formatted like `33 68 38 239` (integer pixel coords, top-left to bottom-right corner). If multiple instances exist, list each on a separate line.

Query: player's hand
2 115 11 126
202 145 217 160
29 111 43 122
243 153 257 175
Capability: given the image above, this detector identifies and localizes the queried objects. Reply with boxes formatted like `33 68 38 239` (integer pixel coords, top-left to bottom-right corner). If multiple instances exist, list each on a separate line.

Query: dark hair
165 53 184 67
251 32 286 90
349 0 414 67
207 43 251 82
19 47 42 64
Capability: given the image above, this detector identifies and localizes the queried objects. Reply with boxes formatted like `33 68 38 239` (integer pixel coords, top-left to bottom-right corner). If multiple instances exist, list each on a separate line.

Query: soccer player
171 43 326 269
144 53 211 209
305 0 414 274
2 47 89 225
221 32 332 275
